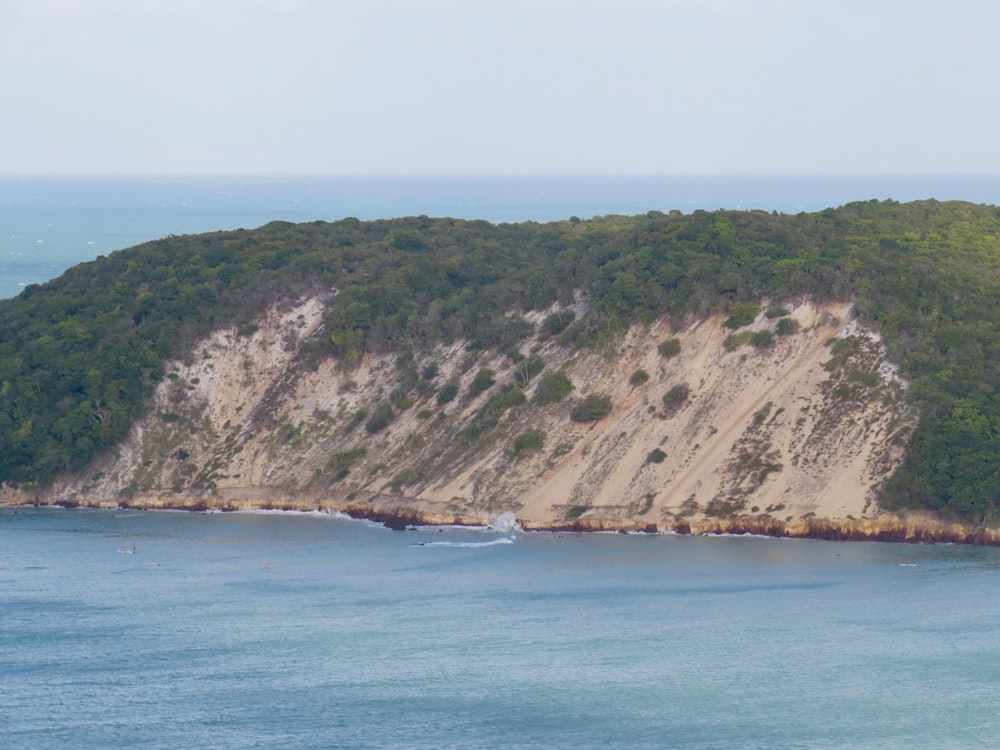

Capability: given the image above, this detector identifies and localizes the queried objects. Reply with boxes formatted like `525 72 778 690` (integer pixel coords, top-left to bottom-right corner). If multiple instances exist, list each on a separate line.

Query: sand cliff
15 294 933 541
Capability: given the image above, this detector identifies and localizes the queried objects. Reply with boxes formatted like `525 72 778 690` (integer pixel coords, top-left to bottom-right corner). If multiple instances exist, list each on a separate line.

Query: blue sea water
4 175 1000 748
2 174 1000 299
3 507 1000 749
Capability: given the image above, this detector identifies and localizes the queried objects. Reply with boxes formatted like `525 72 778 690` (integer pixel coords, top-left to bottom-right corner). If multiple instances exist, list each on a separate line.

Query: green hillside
0 201 997 519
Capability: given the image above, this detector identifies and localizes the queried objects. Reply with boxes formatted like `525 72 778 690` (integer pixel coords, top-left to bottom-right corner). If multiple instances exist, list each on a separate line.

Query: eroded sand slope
46 298 912 530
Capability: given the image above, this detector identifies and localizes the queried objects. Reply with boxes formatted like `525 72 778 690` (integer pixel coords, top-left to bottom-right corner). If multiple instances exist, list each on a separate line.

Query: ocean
3 506 1000 749
4 174 1000 748
2 173 1000 299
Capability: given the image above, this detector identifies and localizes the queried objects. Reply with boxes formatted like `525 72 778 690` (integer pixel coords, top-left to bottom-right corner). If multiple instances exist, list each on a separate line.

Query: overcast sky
2 0 998 175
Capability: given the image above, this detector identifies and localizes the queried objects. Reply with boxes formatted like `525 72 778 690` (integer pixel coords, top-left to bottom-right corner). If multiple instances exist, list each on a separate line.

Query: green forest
0 200 997 520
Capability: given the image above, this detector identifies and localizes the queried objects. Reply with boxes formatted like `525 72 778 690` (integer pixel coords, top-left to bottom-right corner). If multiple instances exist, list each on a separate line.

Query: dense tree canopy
0 201 996 519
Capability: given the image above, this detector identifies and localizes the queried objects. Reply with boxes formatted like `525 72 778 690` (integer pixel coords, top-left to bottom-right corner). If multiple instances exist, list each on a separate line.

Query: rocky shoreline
4 489 998 547
37 301 912 533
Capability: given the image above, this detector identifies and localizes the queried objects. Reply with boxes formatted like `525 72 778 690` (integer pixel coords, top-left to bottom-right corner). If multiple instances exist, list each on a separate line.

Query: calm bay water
3 507 1000 749
2 174 1000 299
4 175 1000 747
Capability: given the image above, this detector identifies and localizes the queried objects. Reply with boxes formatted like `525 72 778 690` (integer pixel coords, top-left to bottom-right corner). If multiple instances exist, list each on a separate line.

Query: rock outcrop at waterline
21 295 918 536
9 493 999 546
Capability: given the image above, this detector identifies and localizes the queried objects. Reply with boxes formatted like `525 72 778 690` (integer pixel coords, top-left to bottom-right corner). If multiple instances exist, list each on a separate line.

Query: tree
533 371 574 405
658 339 681 358
570 394 613 422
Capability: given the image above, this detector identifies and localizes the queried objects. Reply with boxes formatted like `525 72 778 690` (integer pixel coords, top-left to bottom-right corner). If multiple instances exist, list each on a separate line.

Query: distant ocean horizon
2 173 999 299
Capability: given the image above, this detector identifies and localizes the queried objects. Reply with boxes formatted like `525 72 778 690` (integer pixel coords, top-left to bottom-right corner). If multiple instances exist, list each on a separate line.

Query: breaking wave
487 511 521 532
412 537 517 548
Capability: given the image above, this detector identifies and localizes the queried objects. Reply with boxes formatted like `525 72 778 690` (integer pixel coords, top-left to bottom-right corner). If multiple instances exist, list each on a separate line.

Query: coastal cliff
1 202 996 537
32 296 918 536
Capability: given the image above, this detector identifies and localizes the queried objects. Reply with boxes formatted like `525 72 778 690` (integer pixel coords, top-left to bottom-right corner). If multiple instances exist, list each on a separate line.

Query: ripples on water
3 507 1000 749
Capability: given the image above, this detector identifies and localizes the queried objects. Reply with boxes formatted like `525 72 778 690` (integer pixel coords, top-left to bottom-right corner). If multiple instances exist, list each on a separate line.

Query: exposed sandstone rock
46 297 914 532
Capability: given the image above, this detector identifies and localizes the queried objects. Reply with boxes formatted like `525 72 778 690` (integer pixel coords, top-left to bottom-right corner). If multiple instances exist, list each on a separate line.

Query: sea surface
4 175 1000 748
3 506 1000 749
2 174 1000 299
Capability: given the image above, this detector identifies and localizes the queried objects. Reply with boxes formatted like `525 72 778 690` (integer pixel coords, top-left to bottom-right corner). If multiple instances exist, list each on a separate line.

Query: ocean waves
411 536 517 549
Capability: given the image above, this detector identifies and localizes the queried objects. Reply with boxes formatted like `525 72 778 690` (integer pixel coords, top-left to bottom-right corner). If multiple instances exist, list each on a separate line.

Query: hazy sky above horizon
3 0 998 175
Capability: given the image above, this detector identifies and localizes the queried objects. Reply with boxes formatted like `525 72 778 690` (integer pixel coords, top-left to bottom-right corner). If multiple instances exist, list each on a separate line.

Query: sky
2 0 998 175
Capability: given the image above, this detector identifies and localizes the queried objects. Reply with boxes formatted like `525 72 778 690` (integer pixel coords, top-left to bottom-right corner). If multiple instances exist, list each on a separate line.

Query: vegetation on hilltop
0 201 996 519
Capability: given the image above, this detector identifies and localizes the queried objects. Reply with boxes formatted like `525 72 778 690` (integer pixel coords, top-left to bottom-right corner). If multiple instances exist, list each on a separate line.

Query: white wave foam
238 508 353 521
413 537 517 549
487 511 521 532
